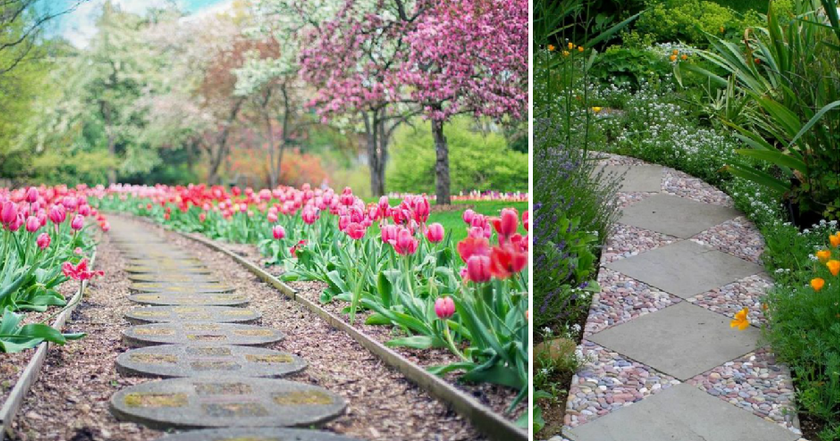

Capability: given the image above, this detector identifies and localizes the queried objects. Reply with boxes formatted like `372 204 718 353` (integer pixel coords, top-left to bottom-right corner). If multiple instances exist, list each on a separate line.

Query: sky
45 0 231 47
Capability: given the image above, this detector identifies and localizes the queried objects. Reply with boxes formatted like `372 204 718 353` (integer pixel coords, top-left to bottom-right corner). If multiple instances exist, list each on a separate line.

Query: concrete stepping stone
566 383 799 441
130 282 236 294
116 345 306 378
125 258 206 268
125 265 212 275
596 165 664 192
129 294 249 307
618 193 740 238
606 240 763 299
110 377 346 430
129 274 220 283
588 303 759 380
126 306 260 324
156 428 363 441
123 323 285 347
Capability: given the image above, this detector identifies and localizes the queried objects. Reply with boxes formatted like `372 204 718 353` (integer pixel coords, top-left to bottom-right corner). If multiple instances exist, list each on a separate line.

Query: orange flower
568 42 574 50
563 50 570 57
811 278 826 292
578 46 584 52
828 260 840 276
830 233 840 248
817 250 832 263
669 54 678 62
681 54 688 60
672 49 679 55
547 44 556 52
731 308 749 330
754 58 761 64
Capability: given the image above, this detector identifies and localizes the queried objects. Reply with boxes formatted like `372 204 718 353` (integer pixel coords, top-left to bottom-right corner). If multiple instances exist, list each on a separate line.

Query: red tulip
100 221 110 232
199 213 206 222
489 245 528 279
434 296 455 319
457 236 491 262
272 225 286 240
62 258 103 281
36 233 50 250
25 216 40 233
425 223 444 243
466 255 492 283
523 210 529 231
70 214 84 230
493 208 519 243
394 228 418 255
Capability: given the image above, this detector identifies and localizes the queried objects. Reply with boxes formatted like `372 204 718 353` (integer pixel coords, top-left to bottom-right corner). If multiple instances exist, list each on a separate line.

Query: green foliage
591 45 672 87
635 0 764 46
387 117 528 194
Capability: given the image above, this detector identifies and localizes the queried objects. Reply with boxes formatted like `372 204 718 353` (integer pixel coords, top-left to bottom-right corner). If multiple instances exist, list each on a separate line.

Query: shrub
635 0 764 46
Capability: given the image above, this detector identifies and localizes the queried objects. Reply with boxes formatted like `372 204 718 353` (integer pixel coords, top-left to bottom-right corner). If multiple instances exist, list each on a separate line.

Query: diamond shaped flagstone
588 303 759 381
606 240 763 299
566 383 799 441
618 193 740 238
595 164 664 192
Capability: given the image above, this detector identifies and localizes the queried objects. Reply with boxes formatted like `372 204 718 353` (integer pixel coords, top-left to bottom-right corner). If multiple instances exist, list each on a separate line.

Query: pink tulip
466 255 492 283
412 196 430 223
25 216 40 233
199 213 206 223
267 212 278 223
302 207 319 225
494 208 519 241
36 233 50 250
425 223 444 243
48 205 66 224
272 225 286 240
523 210 529 231
70 214 84 230
100 221 110 232
25 187 39 203
381 224 399 244
62 196 78 211
378 195 390 214
394 228 418 255
78 204 91 216
259 189 272 201
7 214 22 232
345 222 366 240
1 201 17 225
462 209 475 224
434 296 455 319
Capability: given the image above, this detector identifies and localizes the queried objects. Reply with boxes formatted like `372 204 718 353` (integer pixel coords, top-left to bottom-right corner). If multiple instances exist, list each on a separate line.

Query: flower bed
94 183 529 423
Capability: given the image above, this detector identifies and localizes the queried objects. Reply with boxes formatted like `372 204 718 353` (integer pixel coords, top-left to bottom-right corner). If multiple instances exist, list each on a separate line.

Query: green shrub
387 117 528 194
635 0 764 45
591 46 673 88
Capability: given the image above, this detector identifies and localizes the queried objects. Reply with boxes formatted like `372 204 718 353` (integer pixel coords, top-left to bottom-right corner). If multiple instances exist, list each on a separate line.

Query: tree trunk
277 84 291 188
431 117 451 205
206 98 244 185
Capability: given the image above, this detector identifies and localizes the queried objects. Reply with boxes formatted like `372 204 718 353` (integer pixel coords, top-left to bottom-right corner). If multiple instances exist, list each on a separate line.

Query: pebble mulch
615 191 655 209
687 348 799 433
600 224 677 264
595 153 650 167
662 170 734 207
687 275 773 326
690 216 766 264
564 341 680 428
584 269 681 337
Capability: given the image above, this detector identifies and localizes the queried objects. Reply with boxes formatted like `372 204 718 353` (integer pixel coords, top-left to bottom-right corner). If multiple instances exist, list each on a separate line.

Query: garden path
104 217 360 441
561 154 804 441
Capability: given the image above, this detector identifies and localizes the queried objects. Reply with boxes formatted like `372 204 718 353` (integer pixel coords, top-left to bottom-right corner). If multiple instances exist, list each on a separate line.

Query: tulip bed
0 186 104 353
94 184 530 410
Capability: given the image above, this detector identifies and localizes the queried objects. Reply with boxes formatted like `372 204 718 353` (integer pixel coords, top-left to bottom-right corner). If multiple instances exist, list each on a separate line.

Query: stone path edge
0 252 98 441
119 214 527 441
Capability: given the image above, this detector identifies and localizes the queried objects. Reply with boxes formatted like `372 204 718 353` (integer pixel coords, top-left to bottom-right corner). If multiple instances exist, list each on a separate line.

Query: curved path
562 154 804 441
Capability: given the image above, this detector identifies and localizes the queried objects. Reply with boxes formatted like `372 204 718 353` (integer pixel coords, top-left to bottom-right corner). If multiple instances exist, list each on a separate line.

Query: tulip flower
272 225 286 240
492 208 519 243
811 278 825 292
523 210 529 231
199 213 206 222
381 224 399 245
489 244 528 279
434 296 455 319
412 196 430 223
345 223 366 240
62 259 103 281
48 205 66 225
466 255 492 283
25 216 40 233
394 228 418 255
1 201 16 225
462 209 475 224
36 233 51 250
425 223 444 243
25 187 39 203
70 214 84 230
457 236 491 262
100 221 110 232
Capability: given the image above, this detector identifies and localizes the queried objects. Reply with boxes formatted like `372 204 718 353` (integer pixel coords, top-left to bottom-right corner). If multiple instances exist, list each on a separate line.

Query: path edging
0 252 98 441
149 220 527 441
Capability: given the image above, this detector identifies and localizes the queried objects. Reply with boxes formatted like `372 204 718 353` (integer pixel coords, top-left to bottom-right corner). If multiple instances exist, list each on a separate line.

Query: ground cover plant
0 186 103 353
94 183 530 416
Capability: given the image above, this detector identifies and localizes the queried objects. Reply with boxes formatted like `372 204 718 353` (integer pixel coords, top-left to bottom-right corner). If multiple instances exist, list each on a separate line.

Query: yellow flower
720 26 725 33
568 42 575 50
680 54 688 60
669 54 678 62
828 259 840 276
563 50 570 57
547 44 556 52
831 232 840 248
817 250 832 263
811 278 826 292
578 46 584 52
592 107 602 113
672 49 679 55
731 308 750 330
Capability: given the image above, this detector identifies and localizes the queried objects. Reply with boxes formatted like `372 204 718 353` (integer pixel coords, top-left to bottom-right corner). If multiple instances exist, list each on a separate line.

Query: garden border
0 252 98 441
145 221 528 441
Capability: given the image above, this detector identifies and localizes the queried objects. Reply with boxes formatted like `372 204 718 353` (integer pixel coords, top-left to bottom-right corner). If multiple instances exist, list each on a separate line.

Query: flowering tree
398 0 528 204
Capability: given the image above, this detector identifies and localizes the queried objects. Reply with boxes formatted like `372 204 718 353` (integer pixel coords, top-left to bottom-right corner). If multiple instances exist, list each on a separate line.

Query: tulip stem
442 321 469 362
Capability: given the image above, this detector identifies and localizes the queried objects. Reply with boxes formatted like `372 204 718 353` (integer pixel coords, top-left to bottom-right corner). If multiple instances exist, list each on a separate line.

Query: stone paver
125 306 261 324
128 293 249 306
567 384 799 441
588 302 759 380
110 377 346 430
123 323 285 347
156 428 363 441
129 282 236 294
116 345 306 378
606 240 763 299
596 165 664 192
129 274 222 283
125 265 212 275
618 193 740 238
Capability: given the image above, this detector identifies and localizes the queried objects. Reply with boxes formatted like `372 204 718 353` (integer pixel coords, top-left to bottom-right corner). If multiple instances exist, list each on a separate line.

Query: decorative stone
124 258 206 267
129 294 248 307
116 345 306 378
155 428 364 441
125 306 260 324
128 273 220 283
130 282 235 294
109 378 346 430
123 323 284 347
125 265 212 275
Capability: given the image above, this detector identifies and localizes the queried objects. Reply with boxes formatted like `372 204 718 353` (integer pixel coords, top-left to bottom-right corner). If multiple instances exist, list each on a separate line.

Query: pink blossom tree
398 0 528 205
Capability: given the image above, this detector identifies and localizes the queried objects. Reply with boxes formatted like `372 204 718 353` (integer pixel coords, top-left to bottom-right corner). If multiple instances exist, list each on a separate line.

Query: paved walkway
104 217 359 441
562 155 803 441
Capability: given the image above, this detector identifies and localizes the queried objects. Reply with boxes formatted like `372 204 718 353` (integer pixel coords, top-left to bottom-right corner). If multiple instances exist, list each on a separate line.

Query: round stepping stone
129 294 248 307
125 265 212 275
125 258 206 267
130 283 235 294
156 427 363 441
129 274 220 283
123 323 284 347
126 306 260 324
116 345 306 378
110 377 346 430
